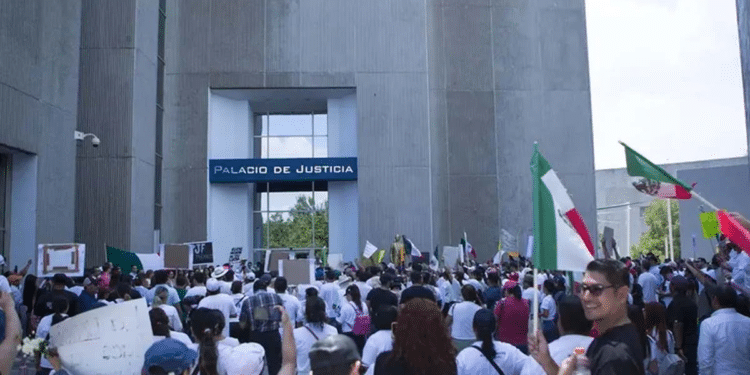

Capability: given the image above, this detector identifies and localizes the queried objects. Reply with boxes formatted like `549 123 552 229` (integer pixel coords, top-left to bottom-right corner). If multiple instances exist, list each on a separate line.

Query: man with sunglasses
529 259 645 375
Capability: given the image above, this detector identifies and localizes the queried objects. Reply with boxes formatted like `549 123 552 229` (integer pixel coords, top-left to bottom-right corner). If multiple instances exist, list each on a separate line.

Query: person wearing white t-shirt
522 274 541 304
294 296 338 375
273 277 303 328
184 272 208 299
540 280 559 343
36 297 70 373
338 284 369 353
456 309 527 375
320 271 342 322
354 270 373 303
153 285 183 332
447 284 483 352
198 279 238 338
362 305 397 375
520 295 594 375
150 307 194 348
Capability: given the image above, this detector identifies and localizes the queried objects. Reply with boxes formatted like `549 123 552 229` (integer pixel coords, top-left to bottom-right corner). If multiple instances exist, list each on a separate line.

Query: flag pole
667 199 674 260
691 191 719 211
532 268 539 334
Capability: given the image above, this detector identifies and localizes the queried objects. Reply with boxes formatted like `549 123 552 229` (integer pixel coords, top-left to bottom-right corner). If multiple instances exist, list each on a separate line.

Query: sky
585 0 747 170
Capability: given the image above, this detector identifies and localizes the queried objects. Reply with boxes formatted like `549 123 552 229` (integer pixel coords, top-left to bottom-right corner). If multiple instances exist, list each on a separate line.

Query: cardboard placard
442 246 461 270
49 299 153 375
188 241 213 265
37 244 85 277
278 259 314 285
163 244 191 269
267 251 290 272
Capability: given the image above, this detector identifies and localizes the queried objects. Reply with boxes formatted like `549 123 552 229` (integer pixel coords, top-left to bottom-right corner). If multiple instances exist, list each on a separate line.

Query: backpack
350 302 371 336
648 333 685 375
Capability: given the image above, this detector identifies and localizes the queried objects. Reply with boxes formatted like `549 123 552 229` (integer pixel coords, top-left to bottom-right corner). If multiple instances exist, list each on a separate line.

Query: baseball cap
502 280 518 290
309 334 361 371
142 338 198 374
206 278 222 292
222 343 265 375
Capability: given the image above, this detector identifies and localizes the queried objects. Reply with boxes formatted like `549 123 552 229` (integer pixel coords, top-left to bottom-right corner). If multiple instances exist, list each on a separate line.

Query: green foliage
262 196 328 249
631 199 680 261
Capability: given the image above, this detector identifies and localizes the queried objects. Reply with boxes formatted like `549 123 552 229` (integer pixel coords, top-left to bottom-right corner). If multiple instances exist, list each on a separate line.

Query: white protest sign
37 244 86 277
526 235 534 259
442 246 462 270
49 299 154 375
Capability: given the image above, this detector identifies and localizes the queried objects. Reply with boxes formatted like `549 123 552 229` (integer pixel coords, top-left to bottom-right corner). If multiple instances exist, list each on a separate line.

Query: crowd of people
0 234 748 374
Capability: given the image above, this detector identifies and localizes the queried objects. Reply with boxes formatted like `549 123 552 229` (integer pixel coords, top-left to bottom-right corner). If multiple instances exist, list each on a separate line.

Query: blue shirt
483 286 503 311
77 291 98 313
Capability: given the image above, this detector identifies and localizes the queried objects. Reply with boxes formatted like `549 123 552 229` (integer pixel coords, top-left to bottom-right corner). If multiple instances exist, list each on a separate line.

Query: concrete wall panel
165 0 211 74
446 91 496 176
80 0 136 49
443 5 493 91
356 0 426 73
492 3 542 91
266 0 300 73
449 175 499 260
539 8 590 91
209 0 265 73
299 0 357 73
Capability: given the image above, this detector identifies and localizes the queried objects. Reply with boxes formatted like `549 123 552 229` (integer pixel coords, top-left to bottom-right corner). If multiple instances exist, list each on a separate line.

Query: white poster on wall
49 299 153 375
37 244 85 277
442 246 462 270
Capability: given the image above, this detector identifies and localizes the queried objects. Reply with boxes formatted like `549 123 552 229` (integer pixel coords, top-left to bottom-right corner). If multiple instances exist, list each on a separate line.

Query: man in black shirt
34 274 79 318
666 275 698 375
366 273 398 313
399 271 436 305
530 259 644 375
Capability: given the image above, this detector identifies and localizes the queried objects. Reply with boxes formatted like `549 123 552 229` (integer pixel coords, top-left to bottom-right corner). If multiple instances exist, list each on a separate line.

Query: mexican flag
717 211 750 256
106 246 164 271
531 145 595 272
622 142 693 199
403 236 422 257
461 233 476 259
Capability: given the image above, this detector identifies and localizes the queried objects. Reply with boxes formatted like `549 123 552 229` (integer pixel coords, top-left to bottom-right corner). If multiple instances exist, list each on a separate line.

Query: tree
262 195 328 249
631 199 680 261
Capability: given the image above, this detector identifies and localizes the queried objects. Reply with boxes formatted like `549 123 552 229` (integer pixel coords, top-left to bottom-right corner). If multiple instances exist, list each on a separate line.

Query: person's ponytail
477 324 496 359
198 327 219 375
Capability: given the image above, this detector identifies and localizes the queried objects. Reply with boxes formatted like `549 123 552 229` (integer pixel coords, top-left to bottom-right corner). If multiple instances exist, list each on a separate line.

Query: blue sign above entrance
209 157 357 183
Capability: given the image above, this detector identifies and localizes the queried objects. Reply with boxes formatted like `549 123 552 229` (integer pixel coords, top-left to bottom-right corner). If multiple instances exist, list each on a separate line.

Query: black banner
190 242 214 265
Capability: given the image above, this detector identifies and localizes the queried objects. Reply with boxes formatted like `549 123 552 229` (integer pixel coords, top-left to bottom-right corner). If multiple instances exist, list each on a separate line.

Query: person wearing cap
142 338 198 375
77 277 99 313
482 272 502 311
456 309 527 375
494 280 530 353
240 279 284 375
34 274 79 318
309 334 361 375
198 278 237 339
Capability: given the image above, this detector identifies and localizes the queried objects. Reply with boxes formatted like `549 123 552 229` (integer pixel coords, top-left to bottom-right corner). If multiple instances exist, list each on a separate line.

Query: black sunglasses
580 283 616 296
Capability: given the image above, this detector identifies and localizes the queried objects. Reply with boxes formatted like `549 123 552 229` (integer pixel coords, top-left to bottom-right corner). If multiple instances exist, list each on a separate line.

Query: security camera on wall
74 130 101 148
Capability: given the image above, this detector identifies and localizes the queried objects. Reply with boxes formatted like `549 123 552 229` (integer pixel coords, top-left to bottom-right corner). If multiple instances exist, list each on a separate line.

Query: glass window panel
313 137 328 158
257 189 268 211
313 114 327 136
285 212 313 248
313 191 328 210
270 192 313 213
268 114 313 136
266 137 313 158
261 115 269 136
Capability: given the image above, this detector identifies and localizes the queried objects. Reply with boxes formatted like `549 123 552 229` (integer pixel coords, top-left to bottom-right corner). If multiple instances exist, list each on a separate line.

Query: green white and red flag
531 145 595 272
622 142 694 199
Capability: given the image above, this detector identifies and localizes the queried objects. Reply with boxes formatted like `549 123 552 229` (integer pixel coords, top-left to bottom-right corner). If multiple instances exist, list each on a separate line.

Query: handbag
470 346 505 375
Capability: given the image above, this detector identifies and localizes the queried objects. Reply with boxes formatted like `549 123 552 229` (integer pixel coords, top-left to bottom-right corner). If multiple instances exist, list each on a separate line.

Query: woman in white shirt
446 284 483 352
362 305 397 375
456 309 528 375
294 296 338 375
540 280 559 342
644 302 676 374
337 284 370 353
150 307 193 348
153 285 183 332
191 307 242 375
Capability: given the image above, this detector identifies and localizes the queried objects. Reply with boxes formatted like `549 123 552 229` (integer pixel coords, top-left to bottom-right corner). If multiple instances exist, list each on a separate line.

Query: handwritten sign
49 299 153 375
188 242 213 265
37 244 85 277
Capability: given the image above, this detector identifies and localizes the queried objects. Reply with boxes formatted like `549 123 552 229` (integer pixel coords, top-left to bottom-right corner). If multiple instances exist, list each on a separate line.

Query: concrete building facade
2 0 599 270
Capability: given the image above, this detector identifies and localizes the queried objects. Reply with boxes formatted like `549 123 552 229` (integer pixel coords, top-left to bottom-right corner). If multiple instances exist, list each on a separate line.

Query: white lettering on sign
294 165 355 174
214 163 354 176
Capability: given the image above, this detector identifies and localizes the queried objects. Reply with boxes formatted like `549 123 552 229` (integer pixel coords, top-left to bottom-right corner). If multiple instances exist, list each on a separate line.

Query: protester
76 277 98 313
338 284 369 353
190 307 236 375
0 291 21 375
142 338 198 375
354 270 373 302
530 259 645 375
309 334 361 375
638 260 660 304
494 280 529 353
150 307 193 347
320 270 342 326
185 272 208 299
36 296 69 375
665 275 697 375
274 277 303 328
456 309 527 375
540 279 559 342
365 273 398 314
361 305 397 375
175 274 189 301
197 278 237 339
34 274 79 318
399 271 436 305
239 279 284 375
644 302 679 375
372 298 456 374
153 285 183 332
148 270 181 306
447 284 483 352
483 272 503 311
294 296 338 375
697 284 750 374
